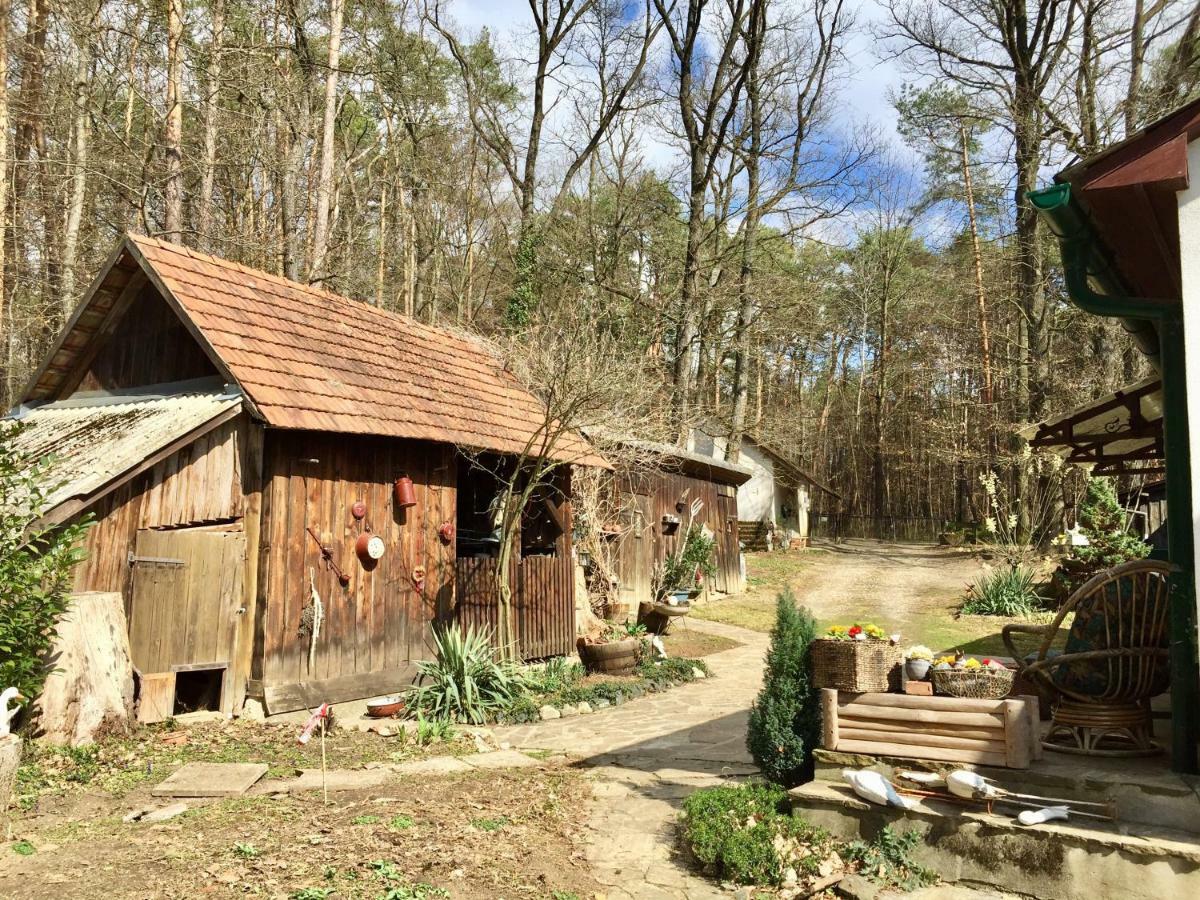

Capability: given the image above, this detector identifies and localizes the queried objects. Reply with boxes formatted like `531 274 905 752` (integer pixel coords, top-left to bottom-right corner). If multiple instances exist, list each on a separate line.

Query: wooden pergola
1023 377 1165 476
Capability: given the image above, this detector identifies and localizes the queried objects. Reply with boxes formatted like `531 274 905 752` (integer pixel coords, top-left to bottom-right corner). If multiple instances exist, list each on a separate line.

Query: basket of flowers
811 623 902 693
931 656 1014 699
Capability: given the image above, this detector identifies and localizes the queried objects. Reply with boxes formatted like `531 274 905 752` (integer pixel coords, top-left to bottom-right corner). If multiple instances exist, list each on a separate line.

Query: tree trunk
960 120 993 411
61 10 96 313
0 0 9 406
164 0 185 241
310 0 345 280
197 0 225 250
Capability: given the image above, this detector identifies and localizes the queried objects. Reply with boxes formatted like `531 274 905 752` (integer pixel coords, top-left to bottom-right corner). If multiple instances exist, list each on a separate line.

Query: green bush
843 825 937 890
1057 477 1151 594
0 422 92 707
681 783 832 886
406 625 525 724
961 565 1041 617
746 592 820 786
653 524 717 600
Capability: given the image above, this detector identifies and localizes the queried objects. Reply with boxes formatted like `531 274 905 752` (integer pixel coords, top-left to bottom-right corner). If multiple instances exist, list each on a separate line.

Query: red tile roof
27 235 604 466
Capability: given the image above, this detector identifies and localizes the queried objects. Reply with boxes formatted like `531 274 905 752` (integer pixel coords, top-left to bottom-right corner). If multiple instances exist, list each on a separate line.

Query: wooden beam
262 663 419 714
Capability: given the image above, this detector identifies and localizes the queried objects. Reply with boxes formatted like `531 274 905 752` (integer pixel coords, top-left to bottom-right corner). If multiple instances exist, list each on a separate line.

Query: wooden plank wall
609 469 743 600
72 414 250 600
454 467 576 660
75 284 220 393
257 431 456 707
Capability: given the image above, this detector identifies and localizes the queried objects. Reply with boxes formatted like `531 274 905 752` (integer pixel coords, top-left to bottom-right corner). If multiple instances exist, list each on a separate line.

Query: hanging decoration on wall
393 475 417 508
351 500 367 520
438 522 455 544
297 567 324 672
355 529 386 564
306 527 350 586
411 565 427 593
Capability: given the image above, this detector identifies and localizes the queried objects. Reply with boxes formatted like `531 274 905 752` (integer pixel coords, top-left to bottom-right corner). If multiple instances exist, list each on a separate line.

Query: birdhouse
393 475 417 508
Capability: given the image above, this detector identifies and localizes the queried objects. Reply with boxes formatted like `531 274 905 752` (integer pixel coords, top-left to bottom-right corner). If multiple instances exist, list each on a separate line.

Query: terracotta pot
365 695 405 718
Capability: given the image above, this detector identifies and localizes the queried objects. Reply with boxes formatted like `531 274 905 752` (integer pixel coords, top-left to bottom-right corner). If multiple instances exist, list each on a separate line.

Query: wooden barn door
715 489 742 594
128 528 246 718
617 491 653 607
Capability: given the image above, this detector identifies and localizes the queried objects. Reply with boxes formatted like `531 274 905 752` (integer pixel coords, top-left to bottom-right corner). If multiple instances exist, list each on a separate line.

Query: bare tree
310 0 346 280
164 0 185 241
197 0 226 249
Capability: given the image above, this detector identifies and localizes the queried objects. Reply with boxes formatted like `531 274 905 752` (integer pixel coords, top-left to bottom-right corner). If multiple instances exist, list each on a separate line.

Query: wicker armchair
1002 559 1175 757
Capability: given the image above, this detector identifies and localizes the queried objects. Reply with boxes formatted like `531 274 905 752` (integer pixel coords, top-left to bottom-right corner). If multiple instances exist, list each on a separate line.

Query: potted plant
811 622 903 692
939 521 967 547
577 622 645 676
651 525 717 606
903 645 934 681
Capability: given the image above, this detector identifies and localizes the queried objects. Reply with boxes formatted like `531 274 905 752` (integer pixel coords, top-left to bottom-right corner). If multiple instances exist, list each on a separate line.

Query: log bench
820 689 1041 769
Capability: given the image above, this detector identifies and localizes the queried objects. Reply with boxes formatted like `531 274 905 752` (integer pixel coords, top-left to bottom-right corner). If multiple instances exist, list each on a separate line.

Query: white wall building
687 428 837 546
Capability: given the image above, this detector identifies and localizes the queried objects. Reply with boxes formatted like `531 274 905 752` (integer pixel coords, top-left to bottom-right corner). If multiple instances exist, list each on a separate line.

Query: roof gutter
1029 183 1168 370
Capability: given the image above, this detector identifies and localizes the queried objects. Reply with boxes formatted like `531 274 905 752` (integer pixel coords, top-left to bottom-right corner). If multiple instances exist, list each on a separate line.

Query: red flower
982 658 992 666
848 625 863 637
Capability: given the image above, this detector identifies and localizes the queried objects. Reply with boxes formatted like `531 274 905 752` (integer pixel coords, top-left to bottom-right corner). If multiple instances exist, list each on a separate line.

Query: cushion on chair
1051 579 1169 698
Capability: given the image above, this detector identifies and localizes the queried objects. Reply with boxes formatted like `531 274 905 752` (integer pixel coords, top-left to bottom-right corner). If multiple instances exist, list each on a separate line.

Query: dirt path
787 540 985 621
698 540 1014 655
494 618 767 900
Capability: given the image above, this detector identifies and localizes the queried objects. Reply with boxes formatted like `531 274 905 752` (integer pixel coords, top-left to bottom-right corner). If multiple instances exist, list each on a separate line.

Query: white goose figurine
0 687 26 739
842 769 915 810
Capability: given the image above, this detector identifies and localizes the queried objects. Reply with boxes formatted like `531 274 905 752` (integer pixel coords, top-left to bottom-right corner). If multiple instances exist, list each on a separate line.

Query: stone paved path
492 614 1026 900
493 618 768 899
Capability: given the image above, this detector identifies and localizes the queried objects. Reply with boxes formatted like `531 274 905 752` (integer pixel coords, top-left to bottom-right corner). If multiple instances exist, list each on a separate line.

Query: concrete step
789 778 1200 900
814 747 1200 835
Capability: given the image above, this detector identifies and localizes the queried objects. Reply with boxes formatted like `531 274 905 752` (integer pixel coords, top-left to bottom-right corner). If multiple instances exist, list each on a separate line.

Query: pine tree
746 591 821 786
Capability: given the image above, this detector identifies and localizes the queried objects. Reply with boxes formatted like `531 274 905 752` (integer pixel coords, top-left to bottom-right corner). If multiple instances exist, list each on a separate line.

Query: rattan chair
1002 559 1175 757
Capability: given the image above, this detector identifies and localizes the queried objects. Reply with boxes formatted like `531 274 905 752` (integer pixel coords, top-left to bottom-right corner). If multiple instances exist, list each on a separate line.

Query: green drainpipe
1031 183 1199 774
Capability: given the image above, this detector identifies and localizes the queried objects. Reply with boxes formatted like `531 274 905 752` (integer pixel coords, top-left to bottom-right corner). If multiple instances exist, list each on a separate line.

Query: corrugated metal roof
6 386 242 515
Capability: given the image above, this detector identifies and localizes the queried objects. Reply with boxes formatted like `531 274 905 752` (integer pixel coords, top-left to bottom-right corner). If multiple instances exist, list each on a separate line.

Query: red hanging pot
393 475 417 508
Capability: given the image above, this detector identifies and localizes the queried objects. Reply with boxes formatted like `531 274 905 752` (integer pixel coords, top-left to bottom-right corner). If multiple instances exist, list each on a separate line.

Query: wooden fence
455 555 575 660
811 513 944 543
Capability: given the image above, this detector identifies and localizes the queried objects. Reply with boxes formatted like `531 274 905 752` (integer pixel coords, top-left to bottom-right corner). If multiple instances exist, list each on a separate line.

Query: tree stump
36 592 134 746
0 738 20 839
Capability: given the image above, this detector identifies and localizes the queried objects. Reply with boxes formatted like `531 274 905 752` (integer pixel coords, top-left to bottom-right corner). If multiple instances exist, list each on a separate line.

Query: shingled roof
23 235 603 465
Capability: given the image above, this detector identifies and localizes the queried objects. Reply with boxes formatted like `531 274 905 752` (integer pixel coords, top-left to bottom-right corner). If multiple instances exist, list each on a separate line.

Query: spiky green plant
961 565 1041 617
406 624 524 724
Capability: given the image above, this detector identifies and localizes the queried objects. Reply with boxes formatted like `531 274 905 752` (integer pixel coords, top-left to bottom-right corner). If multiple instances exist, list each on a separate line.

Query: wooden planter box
820 689 1041 769
577 637 640 676
811 639 902 693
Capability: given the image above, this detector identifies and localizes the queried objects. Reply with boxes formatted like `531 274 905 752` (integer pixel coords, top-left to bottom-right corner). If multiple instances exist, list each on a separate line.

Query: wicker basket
931 667 1015 700
811 639 902 693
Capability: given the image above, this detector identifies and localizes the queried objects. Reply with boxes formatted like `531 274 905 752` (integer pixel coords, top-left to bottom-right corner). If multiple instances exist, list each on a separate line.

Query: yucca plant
961 565 1041 617
407 624 525 724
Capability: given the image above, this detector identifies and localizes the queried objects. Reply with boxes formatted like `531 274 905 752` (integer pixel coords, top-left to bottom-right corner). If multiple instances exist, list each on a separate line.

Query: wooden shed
8 235 601 717
601 437 751 611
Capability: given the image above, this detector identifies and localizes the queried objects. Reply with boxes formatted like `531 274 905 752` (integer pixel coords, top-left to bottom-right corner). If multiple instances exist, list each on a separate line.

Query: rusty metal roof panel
124 235 603 465
5 385 242 514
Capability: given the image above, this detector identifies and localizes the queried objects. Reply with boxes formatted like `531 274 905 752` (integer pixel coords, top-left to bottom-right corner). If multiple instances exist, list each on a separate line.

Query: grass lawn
693 545 1054 659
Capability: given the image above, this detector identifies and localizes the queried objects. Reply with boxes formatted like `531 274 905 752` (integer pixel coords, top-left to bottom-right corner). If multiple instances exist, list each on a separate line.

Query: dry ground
694 540 1047 656
2 767 596 900
2 720 598 900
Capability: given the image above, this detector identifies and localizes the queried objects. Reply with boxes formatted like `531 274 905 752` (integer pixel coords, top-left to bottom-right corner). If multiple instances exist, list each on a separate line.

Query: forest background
0 0 1197 531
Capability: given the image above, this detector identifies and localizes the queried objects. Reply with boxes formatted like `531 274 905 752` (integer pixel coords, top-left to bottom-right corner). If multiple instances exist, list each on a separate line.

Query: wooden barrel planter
577 637 640 676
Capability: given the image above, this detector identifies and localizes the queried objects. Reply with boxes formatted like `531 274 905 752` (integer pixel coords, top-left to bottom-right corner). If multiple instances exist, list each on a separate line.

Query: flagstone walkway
493 618 768 899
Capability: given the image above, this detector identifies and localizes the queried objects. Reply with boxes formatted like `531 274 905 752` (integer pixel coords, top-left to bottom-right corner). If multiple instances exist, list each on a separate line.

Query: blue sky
444 0 909 159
